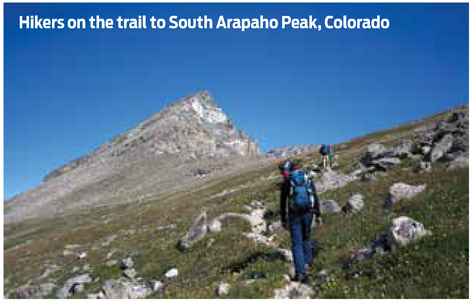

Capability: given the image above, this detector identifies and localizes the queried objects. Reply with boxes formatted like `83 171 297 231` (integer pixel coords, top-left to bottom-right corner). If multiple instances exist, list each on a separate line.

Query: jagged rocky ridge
5 92 260 223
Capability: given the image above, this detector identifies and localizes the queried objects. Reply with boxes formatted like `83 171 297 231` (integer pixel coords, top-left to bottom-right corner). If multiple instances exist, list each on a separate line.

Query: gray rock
273 282 314 299
177 211 208 251
371 157 401 171
386 216 431 247
121 257 134 269
393 140 413 159
366 143 388 159
386 183 426 207
58 274 91 298
164 268 179 279
87 292 105 299
75 252 87 260
73 284 85 294
315 170 358 193
9 283 55 299
39 264 60 280
346 248 374 266
434 121 458 139
123 268 137 280
449 154 469 169
343 193 364 213
101 279 149 299
215 282 231 297
319 200 341 214
430 133 454 162
451 135 469 153
420 145 431 156
152 280 164 292
267 220 283 235
63 250 74 257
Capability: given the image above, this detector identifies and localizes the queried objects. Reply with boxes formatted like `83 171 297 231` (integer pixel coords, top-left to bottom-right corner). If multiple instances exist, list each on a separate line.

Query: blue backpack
289 170 314 211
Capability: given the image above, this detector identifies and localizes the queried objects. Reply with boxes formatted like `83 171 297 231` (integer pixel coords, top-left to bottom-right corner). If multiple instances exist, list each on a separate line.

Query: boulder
343 193 364 213
386 183 426 207
319 200 341 214
177 211 207 251
386 216 431 247
430 133 454 162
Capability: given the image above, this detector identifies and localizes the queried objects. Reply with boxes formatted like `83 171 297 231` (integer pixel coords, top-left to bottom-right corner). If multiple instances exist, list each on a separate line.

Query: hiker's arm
312 185 321 218
279 182 288 222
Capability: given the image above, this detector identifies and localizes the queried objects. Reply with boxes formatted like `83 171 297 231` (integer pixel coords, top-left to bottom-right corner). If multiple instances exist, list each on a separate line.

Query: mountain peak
168 91 229 125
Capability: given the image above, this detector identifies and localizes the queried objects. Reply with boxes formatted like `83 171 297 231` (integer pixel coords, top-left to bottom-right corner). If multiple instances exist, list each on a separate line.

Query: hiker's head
290 160 303 171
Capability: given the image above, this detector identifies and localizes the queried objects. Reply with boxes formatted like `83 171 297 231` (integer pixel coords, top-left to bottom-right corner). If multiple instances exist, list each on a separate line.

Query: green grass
318 166 468 299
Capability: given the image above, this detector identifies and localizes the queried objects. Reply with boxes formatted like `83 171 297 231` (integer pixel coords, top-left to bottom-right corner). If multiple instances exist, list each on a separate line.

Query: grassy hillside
4 107 468 299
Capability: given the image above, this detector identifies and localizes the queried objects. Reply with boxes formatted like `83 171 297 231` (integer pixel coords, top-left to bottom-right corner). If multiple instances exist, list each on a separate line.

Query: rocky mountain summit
5 91 260 223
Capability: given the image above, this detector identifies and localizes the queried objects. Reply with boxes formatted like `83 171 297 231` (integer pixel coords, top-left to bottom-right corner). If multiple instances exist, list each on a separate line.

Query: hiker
278 159 292 229
281 160 322 282
319 144 334 169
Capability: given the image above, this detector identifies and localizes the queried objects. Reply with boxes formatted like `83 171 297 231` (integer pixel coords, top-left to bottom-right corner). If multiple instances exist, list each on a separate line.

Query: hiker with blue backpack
319 144 335 169
280 159 322 282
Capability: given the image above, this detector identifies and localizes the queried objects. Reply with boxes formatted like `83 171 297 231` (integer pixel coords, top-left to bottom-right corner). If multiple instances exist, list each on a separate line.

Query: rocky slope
5 91 260 223
4 104 468 299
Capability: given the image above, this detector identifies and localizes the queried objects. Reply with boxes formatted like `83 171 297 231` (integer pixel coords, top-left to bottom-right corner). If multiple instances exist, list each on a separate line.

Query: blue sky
4 3 468 199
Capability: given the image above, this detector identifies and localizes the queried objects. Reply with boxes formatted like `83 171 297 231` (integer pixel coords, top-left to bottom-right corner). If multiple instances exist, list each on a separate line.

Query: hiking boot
291 272 310 283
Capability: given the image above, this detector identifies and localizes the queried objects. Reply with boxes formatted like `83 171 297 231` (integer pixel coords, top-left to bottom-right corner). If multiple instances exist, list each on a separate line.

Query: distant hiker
319 144 335 169
281 160 321 282
278 159 292 229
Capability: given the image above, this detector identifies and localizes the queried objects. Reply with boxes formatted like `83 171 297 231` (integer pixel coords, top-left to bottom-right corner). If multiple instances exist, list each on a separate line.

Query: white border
1 1 470 302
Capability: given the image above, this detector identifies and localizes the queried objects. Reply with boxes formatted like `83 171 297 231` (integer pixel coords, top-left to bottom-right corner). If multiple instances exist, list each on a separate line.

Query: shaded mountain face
5 91 261 223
